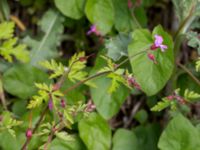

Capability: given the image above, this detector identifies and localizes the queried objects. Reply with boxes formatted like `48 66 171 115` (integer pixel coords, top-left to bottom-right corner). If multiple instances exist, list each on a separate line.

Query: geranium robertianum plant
0 0 200 150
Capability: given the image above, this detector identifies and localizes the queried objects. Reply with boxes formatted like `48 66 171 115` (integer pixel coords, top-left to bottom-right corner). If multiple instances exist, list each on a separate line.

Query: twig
21 106 48 150
177 62 200 87
124 99 144 128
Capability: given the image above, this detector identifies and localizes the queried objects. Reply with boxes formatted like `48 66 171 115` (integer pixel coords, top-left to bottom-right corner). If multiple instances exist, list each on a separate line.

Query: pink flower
87 25 100 36
85 100 96 112
151 35 168 52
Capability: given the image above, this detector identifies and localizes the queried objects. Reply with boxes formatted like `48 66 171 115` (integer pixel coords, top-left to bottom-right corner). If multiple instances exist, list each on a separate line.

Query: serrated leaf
55 132 74 142
85 0 114 34
158 114 200 150
79 113 111 150
54 0 85 19
128 25 174 96
106 33 131 61
40 59 65 79
24 9 64 66
0 22 14 40
68 52 88 82
151 98 171 112
184 89 200 101
0 38 29 63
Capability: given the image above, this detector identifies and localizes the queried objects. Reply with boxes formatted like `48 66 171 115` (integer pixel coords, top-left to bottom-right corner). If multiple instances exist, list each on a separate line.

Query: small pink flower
26 129 32 138
151 35 168 52
85 100 96 112
87 25 101 36
127 76 141 90
167 95 174 100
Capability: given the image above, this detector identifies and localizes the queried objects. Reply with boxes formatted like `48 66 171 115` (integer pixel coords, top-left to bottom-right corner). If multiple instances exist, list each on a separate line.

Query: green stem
21 60 77 149
64 50 147 94
129 8 142 29
177 62 200 87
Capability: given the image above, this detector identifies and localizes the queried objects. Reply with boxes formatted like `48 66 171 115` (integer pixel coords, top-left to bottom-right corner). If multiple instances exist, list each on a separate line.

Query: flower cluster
147 35 168 63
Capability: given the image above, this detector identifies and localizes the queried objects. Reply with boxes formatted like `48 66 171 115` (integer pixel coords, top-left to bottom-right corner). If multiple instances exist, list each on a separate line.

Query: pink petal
160 44 168 52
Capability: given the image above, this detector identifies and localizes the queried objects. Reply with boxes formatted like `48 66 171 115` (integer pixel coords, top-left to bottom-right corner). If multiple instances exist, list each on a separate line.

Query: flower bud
26 129 32 139
61 99 66 108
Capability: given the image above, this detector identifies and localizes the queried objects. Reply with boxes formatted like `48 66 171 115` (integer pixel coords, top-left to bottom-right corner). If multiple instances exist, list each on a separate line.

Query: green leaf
186 31 200 54
61 80 86 104
151 98 171 112
50 136 86 150
0 37 30 63
2 64 50 99
85 0 114 34
134 123 161 150
134 109 148 124
158 114 200 150
79 113 111 150
54 0 85 19
90 52 129 119
24 9 64 66
184 89 200 101
0 22 14 40
0 0 10 20
90 76 129 119
128 25 174 96
172 0 199 22
196 58 200 72
106 33 131 61
40 59 65 79
0 131 20 150
112 129 139 150
112 0 135 32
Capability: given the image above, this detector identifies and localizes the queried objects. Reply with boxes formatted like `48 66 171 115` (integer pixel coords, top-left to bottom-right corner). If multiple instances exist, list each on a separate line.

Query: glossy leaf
54 0 85 19
158 114 200 150
79 113 111 150
85 0 114 34
112 129 139 150
3 64 50 99
91 75 129 119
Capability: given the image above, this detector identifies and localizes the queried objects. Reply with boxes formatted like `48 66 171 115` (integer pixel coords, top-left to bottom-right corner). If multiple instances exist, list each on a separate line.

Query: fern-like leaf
184 89 200 101
40 59 65 78
151 98 171 112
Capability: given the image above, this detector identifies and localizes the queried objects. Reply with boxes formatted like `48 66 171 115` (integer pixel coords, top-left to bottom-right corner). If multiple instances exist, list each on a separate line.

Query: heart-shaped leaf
128 25 174 96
